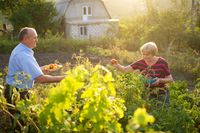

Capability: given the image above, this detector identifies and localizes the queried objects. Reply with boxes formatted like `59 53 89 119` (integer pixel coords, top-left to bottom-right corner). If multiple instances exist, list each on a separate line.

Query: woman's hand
153 78 161 85
153 75 174 85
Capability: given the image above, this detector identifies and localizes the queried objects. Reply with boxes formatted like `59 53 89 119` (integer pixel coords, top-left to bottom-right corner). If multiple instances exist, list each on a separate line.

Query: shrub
0 37 17 53
35 34 89 53
185 27 200 52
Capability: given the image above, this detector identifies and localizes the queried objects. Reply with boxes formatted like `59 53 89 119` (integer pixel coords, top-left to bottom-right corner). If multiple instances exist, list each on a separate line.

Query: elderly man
6 27 65 90
5 27 65 131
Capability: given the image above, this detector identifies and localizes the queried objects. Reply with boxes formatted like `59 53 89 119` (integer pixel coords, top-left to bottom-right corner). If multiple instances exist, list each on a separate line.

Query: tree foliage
118 0 200 53
0 0 58 36
0 0 22 17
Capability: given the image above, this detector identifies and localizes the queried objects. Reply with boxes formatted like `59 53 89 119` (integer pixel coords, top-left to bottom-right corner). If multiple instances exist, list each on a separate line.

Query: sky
103 0 191 18
103 0 146 18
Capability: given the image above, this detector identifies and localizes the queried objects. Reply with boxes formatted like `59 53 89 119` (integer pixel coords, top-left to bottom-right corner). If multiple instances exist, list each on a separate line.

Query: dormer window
82 6 92 16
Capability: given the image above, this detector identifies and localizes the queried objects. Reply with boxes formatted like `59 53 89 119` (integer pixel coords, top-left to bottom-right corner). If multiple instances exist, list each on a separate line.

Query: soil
0 52 72 69
0 52 195 89
0 52 109 69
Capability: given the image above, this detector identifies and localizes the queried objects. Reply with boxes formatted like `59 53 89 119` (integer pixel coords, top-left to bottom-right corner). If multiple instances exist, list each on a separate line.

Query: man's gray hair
18 27 35 41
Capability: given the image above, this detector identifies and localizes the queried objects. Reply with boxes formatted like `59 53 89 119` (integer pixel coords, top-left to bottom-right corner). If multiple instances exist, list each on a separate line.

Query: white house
54 0 119 39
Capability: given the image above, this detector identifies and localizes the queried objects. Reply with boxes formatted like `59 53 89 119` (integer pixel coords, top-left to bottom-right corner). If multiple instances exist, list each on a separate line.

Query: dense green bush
0 37 17 53
118 16 147 51
150 81 200 133
35 34 89 53
89 36 117 49
114 72 200 132
9 0 57 36
167 48 200 79
185 27 200 51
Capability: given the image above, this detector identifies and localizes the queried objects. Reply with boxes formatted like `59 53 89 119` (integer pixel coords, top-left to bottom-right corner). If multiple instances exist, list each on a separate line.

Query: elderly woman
111 42 173 103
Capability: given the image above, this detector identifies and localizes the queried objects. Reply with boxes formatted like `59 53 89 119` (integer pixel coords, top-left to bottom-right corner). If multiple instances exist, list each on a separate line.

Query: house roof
100 0 111 19
55 0 71 17
55 0 112 19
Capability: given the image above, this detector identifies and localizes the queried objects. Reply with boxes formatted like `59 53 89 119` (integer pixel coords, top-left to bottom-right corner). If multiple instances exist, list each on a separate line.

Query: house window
82 6 92 16
88 7 91 15
83 7 87 15
80 26 87 36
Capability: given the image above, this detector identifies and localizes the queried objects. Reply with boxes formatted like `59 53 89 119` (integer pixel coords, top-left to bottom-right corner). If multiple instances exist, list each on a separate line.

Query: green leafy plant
38 60 125 132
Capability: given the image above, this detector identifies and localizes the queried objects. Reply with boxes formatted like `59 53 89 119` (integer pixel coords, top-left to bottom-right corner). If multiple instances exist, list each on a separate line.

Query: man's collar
19 43 34 54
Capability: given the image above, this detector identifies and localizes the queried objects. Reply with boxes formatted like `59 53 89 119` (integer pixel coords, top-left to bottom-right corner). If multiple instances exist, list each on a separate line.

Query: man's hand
41 64 63 73
40 65 49 73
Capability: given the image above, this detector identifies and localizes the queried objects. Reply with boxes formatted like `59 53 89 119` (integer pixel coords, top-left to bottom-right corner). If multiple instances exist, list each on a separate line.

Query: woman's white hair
140 42 158 56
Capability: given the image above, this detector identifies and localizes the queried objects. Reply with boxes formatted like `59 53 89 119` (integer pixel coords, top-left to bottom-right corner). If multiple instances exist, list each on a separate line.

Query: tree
142 0 200 53
0 0 58 36
191 0 200 27
0 0 22 17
